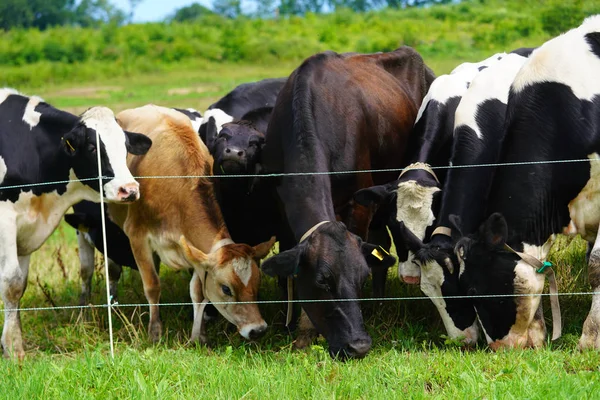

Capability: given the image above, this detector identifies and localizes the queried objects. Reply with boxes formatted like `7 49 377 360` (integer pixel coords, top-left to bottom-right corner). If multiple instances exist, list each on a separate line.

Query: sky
111 0 213 22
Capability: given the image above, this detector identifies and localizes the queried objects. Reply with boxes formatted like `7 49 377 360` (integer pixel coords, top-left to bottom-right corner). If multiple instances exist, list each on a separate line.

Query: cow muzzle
117 183 140 202
239 321 268 340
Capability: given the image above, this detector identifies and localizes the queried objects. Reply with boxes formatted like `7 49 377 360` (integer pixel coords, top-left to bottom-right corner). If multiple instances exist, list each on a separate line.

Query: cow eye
87 143 96 154
221 285 232 296
316 278 331 292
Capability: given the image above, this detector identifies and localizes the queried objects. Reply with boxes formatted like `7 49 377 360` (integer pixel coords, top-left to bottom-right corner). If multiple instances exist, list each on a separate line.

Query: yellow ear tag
64 138 75 153
371 248 384 261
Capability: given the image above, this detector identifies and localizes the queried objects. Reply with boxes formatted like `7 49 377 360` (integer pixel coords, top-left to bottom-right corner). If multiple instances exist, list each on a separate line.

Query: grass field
2 54 600 398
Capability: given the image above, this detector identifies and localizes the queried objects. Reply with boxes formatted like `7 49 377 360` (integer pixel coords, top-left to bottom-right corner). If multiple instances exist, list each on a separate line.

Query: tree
171 3 214 22
213 0 242 18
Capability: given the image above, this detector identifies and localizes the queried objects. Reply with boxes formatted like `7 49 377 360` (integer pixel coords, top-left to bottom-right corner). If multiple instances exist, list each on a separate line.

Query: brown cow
110 105 275 344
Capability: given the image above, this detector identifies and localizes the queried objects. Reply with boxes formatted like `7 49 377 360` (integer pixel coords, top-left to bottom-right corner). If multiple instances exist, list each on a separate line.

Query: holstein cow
199 78 286 143
395 53 530 344
354 52 507 285
109 105 276 344
258 47 434 359
454 16 600 350
0 88 152 360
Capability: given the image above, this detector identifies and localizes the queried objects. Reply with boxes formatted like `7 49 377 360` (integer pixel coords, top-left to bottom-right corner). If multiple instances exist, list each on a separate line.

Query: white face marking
0 155 6 184
22 96 42 129
232 257 252 287
568 153 600 242
202 108 234 133
512 17 600 101
454 53 528 139
0 88 19 105
80 107 138 201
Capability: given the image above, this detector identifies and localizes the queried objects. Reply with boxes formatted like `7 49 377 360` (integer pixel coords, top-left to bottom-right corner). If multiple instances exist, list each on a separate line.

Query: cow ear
354 183 395 207
180 236 210 267
253 236 277 260
125 131 152 155
62 125 85 156
361 242 396 268
481 213 508 249
261 245 302 277
204 117 219 154
397 221 425 254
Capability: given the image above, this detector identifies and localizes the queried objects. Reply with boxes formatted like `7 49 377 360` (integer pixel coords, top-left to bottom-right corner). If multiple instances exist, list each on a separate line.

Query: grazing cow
0 89 152 360
109 105 276 344
454 16 600 350
198 78 286 143
354 53 507 285
394 53 530 344
258 47 434 359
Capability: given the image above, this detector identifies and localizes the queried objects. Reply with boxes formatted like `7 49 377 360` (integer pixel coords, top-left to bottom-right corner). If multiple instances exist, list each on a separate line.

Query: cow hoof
2 342 25 362
148 322 163 343
578 317 600 350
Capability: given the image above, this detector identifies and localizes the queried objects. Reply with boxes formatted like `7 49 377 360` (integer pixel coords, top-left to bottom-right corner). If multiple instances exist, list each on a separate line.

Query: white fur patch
80 107 138 201
396 181 440 240
239 321 267 340
568 153 600 242
0 88 19 105
512 17 600 101
202 108 234 133
450 52 507 76
22 96 42 129
0 156 6 184
454 53 528 139
232 257 252 286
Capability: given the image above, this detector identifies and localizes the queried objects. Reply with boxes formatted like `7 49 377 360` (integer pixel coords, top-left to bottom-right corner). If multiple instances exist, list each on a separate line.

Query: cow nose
248 325 267 340
223 146 245 159
346 337 372 359
117 184 139 202
240 321 268 340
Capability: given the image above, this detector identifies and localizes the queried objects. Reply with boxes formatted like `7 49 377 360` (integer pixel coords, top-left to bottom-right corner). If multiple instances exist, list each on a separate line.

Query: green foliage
170 2 215 22
0 0 598 88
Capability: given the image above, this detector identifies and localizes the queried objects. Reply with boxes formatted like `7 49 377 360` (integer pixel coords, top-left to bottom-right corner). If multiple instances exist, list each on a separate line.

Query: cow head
354 165 441 284
204 118 266 176
261 221 396 360
397 220 480 345
62 107 151 202
181 236 276 340
455 213 546 349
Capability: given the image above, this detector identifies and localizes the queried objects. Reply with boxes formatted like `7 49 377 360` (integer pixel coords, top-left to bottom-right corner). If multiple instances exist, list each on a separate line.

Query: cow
392 52 531 345
452 16 600 350
354 52 507 286
109 105 276 345
257 47 434 359
173 108 203 132
0 88 152 360
198 78 286 143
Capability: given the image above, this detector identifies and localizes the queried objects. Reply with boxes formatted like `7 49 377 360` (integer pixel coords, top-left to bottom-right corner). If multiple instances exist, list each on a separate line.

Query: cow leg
294 308 318 349
527 301 546 348
579 234 600 350
77 232 95 306
107 259 122 303
130 237 162 342
189 270 208 344
366 225 392 298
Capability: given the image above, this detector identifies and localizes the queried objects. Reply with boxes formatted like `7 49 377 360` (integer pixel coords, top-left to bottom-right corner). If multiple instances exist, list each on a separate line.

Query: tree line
0 0 451 30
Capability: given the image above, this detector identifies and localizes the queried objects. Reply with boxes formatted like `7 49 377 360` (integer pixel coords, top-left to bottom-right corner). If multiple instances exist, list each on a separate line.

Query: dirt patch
50 86 123 98
167 85 221 96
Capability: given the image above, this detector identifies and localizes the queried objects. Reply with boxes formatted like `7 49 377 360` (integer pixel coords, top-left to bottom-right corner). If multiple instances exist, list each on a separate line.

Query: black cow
0 89 151 360
455 17 600 350
258 47 435 359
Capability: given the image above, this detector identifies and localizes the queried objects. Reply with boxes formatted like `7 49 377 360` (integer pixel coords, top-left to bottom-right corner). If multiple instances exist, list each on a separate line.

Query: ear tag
537 261 553 274
63 137 75 153
371 249 384 261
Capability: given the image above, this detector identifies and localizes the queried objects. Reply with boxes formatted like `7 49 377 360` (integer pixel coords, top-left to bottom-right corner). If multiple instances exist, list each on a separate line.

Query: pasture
1 58 600 398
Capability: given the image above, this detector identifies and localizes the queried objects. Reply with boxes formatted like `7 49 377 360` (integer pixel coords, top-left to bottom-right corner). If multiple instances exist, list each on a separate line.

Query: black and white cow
454 16 600 350
0 89 152 360
173 108 203 132
394 52 530 344
354 52 506 284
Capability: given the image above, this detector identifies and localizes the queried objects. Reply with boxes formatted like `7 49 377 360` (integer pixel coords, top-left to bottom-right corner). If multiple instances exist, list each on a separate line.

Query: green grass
1 52 600 398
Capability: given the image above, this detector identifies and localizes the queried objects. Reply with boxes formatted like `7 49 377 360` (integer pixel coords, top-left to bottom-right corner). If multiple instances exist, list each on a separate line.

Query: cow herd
2 16 600 361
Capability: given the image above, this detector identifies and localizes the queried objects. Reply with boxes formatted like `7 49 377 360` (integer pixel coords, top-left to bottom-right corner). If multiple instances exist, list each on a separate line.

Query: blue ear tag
537 261 553 274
